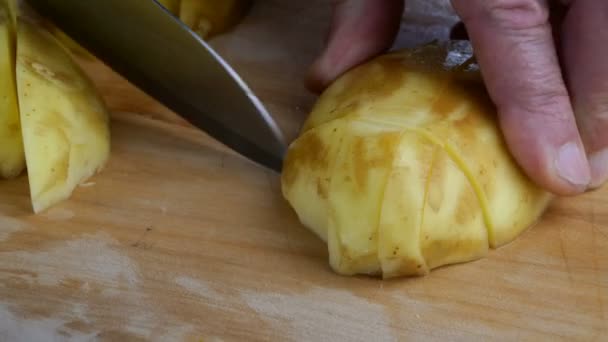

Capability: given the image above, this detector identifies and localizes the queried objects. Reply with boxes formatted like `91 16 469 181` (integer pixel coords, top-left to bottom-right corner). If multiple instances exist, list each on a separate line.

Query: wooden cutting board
1 1 606 341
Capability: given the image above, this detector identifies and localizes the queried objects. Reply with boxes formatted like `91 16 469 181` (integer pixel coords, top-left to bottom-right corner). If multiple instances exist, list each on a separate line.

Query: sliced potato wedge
179 0 251 39
0 1 24 179
15 17 110 213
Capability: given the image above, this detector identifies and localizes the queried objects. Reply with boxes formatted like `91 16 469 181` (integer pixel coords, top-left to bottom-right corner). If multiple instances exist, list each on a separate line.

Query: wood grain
1 0 607 341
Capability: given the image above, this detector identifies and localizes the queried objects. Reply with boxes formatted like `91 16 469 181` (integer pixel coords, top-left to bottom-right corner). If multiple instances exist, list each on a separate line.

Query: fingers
451 0 590 195
305 0 404 93
560 0 608 189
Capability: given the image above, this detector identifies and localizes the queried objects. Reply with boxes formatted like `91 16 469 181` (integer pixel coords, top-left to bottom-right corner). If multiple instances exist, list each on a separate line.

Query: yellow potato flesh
16 18 110 213
418 140 488 270
158 0 180 14
6 0 14 25
377 131 431 277
328 119 401 275
0 2 24 178
46 26 94 60
179 0 251 39
281 120 345 242
281 43 553 278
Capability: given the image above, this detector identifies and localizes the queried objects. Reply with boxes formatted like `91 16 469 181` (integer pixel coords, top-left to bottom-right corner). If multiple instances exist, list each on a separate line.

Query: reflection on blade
26 0 287 172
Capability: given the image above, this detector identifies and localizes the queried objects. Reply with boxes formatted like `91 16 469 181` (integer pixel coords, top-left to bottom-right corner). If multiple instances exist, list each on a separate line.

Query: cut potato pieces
15 17 110 213
152 0 252 39
178 0 251 39
6 0 14 25
417 139 488 271
281 119 345 242
328 119 402 275
281 42 554 278
46 25 94 60
158 0 181 14
377 131 433 277
0 2 24 178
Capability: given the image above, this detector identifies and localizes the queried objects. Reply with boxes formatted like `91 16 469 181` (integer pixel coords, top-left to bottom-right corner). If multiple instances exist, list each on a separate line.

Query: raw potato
178 0 251 39
45 26 94 60
15 16 110 213
0 1 24 178
281 42 554 278
6 0 14 25
21 0 94 60
158 0 180 14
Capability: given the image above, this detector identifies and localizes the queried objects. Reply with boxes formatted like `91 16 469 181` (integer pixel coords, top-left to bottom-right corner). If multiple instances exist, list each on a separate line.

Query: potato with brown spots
281 42 553 278
158 0 180 14
15 16 110 213
0 1 110 212
177 0 252 39
0 1 24 178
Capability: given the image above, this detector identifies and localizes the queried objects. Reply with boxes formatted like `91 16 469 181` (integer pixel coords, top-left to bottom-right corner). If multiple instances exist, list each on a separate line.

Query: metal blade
25 0 287 172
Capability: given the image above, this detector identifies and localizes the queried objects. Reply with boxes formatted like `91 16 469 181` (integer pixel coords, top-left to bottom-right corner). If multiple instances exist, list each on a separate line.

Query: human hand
306 0 606 196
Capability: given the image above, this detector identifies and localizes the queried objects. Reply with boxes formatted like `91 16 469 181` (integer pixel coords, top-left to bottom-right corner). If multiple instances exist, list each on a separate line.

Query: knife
25 0 287 172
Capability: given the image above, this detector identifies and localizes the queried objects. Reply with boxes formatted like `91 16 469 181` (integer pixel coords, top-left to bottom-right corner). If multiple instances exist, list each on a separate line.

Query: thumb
452 0 590 195
306 0 404 93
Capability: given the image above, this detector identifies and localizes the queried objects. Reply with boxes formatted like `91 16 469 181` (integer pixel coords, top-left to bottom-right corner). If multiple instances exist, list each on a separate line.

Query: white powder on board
100 287 121 298
42 208 76 221
0 232 140 288
240 287 397 342
155 324 196 341
175 276 221 300
0 232 195 340
69 303 91 324
0 216 25 242
124 309 158 338
0 304 99 342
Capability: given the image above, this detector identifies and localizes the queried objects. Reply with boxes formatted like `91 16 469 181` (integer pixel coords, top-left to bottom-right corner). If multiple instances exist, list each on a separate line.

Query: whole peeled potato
281 41 553 278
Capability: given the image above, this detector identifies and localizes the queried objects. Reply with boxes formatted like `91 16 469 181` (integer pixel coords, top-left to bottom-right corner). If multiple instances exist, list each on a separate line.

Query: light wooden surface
1 1 607 341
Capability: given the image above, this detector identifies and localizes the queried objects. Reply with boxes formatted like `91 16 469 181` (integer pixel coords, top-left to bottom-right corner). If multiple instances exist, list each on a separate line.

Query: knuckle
455 0 550 31
581 92 608 121
519 87 572 126
526 87 570 113
498 76 572 126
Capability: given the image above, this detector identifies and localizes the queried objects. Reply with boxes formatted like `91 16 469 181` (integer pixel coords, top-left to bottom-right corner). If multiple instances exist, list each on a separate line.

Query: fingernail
589 149 608 189
555 142 590 187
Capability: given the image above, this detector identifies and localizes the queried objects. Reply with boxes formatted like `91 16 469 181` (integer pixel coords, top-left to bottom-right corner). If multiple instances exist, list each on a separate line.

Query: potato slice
0 1 24 179
417 135 489 271
15 17 110 213
419 75 553 248
328 119 401 276
45 26 94 60
281 119 345 242
377 131 433 277
6 0 14 25
281 42 553 278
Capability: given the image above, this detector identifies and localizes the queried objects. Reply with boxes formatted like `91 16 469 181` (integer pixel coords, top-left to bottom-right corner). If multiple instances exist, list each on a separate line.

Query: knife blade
25 0 287 172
